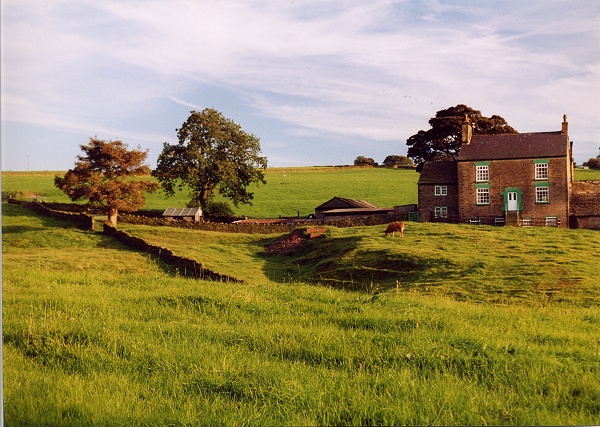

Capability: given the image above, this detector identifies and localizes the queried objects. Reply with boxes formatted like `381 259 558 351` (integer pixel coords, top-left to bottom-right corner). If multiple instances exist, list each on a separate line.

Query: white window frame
434 185 448 196
536 186 550 203
476 188 490 205
545 217 558 227
476 165 489 182
535 162 549 180
434 206 448 218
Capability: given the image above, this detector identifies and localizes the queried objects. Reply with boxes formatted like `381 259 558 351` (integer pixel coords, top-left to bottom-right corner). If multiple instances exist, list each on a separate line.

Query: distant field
3 167 597 218
3 201 599 425
2 167 419 218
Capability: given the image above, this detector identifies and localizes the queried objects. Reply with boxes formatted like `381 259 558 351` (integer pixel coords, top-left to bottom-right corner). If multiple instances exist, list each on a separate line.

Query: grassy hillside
3 201 600 425
2 167 418 218
121 219 600 305
3 167 597 218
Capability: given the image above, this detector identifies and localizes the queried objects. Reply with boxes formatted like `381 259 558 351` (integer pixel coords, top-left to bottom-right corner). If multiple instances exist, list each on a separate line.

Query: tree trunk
108 208 118 227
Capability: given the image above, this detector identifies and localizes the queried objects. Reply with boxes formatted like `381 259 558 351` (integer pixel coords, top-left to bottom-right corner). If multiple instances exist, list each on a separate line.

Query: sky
1 0 599 171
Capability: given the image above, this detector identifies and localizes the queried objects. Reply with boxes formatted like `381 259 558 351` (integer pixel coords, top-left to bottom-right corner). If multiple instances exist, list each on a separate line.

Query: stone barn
418 161 459 222
570 181 600 229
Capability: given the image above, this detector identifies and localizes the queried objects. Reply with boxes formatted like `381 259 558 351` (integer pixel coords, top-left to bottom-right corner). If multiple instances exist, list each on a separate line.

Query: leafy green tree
583 158 600 169
354 156 378 167
383 155 414 168
406 104 517 170
154 109 267 209
54 138 159 226
203 200 235 220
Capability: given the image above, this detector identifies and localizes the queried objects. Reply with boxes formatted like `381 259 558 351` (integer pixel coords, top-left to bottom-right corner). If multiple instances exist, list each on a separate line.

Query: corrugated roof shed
162 207 202 217
458 131 569 161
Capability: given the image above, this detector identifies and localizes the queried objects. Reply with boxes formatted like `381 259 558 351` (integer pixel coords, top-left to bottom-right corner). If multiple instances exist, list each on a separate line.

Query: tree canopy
153 109 268 209
54 138 159 226
406 104 517 170
354 156 378 167
383 155 414 168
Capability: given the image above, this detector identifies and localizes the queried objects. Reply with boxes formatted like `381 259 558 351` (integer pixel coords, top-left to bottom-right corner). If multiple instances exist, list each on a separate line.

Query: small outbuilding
162 207 203 222
314 197 392 220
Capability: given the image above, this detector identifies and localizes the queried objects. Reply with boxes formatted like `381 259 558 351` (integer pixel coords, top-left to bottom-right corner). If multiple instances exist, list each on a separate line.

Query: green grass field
3 195 600 425
3 167 598 218
2 167 419 218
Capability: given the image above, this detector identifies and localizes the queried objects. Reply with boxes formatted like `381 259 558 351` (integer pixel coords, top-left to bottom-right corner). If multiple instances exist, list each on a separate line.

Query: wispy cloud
1 0 599 170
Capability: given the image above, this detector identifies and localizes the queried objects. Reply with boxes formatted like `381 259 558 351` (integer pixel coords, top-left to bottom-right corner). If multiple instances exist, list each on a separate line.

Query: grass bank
3 202 600 425
121 220 600 306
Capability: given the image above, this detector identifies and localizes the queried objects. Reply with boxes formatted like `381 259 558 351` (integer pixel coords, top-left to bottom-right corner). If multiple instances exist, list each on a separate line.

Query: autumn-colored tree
55 138 159 226
154 109 267 209
406 104 517 171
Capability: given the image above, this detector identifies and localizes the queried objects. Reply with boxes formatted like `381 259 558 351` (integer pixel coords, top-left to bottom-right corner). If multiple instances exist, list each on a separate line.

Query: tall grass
3 201 600 425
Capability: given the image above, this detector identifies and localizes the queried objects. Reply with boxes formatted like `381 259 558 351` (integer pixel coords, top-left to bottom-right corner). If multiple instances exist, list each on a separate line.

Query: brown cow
384 221 405 237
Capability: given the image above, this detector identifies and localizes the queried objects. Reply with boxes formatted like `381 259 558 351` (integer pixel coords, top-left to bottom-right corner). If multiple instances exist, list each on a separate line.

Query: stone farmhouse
418 115 600 229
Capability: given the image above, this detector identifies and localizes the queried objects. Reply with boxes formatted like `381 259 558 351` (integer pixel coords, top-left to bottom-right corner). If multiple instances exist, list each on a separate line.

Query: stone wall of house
457 157 570 226
417 184 459 222
570 181 600 230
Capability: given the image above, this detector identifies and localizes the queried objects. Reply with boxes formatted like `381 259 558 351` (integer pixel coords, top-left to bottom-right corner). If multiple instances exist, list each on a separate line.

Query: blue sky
2 0 599 171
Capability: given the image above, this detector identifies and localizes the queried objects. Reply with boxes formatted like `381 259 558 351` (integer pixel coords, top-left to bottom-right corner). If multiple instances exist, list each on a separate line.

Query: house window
545 217 558 227
536 186 550 203
434 207 448 218
476 165 489 182
434 185 447 196
535 162 548 180
476 188 490 205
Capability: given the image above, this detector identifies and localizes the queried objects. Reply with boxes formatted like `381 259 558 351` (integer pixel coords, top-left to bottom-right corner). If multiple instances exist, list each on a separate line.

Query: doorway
507 191 518 211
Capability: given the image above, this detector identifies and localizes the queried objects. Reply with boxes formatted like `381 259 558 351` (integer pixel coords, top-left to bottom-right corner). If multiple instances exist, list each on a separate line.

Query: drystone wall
118 211 408 233
102 223 244 283
23 201 95 230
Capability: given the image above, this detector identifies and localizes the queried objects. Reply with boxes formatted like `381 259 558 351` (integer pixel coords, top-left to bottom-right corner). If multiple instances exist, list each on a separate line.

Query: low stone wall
119 211 407 233
103 223 244 283
24 201 95 230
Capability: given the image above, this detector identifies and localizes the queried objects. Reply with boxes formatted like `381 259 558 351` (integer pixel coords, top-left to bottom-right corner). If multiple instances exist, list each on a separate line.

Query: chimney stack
461 115 473 144
562 114 568 135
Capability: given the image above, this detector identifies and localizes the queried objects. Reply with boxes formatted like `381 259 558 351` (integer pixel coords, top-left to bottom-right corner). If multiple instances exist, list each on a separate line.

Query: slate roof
315 197 380 211
418 161 458 185
162 207 202 217
458 131 569 161
321 207 394 216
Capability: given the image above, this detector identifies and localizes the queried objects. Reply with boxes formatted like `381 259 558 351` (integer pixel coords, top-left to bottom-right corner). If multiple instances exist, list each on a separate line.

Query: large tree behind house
406 104 517 171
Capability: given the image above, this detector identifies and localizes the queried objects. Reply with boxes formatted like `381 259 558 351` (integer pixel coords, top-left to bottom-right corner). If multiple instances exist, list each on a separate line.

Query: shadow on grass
259 231 468 293
259 235 363 287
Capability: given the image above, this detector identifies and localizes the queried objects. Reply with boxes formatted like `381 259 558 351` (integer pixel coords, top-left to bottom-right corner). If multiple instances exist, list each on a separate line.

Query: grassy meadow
1 167 419 218
3 166 598 218
2 168 600 425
